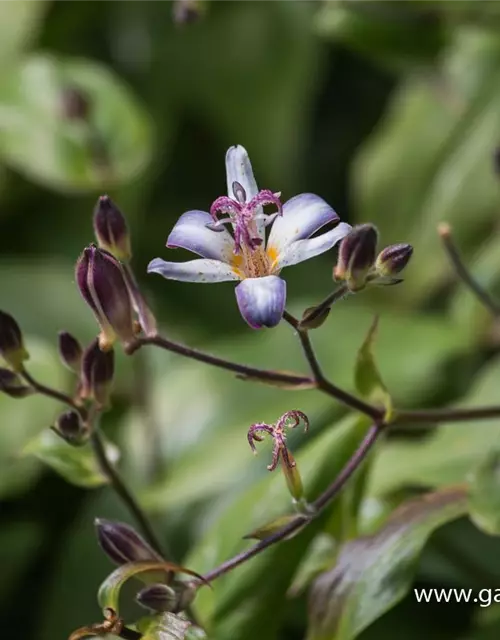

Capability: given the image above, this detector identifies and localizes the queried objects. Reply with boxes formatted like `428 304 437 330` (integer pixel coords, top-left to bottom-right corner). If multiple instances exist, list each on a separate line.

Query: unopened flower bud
173 0 203 25
0 368 33 398
55 410 87 445
61 86 91 121
58 331 83 372
0 311 29 371
93 195 132 261
136 582 196 614
95 518 161 565
375 243 413 277
76 245 135 349
80 339 115 407
334 224 378 292
300 305 331 330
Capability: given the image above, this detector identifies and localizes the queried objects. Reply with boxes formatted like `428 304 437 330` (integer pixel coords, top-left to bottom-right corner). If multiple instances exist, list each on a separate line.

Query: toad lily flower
148 145 351 328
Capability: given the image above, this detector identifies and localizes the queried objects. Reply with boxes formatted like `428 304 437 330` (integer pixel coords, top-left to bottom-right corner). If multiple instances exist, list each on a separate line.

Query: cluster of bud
334 224 413 292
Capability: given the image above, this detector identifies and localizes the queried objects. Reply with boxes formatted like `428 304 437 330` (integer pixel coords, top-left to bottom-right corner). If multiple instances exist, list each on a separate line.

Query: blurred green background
4 1 500 639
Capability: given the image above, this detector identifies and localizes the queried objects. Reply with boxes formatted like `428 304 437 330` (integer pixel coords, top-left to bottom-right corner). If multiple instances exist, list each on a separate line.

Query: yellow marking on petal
267 245 279 271
231 254 243 269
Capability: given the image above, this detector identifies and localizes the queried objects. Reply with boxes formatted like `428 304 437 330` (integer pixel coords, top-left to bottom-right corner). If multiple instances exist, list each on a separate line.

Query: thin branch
283 311 383 422
300 284 350 327
90 429 165 558
439 223 500 316
21 368 86 418
126 335 314 387
396 405 500 424
200 423 382 583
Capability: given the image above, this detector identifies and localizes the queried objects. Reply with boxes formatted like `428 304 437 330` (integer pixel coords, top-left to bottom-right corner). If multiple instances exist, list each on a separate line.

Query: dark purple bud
0 311 29 371
334 224 378 292
136 582 196 614
95 518 161 566
173 0 203 25
58 331 83 372
80 339 115 407
375 243 413 277
0 368 33 398
93 195 132 261
76 245 135 349
60 86 91 121
55 410 87 445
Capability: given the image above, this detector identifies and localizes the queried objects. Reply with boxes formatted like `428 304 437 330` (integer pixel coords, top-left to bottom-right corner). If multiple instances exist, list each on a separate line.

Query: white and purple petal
235 276 286 329
225 145 265 240
167 210 235 262
274 222 352 270
267 193 339 255
147 258 240 283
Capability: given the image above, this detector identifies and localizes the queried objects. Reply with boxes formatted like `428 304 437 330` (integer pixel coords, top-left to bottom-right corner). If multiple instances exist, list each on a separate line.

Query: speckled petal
275 222 352 270
267 193 339 256
225 145 265 239
167 210 234 262
147 258 240 283
235 276 286 329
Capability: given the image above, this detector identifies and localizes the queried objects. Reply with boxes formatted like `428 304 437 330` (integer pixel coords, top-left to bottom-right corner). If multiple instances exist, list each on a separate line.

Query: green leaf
186 414 371 640
468 450 500 535
137 614 191 640
0 0 47 64
0 54 153 191
315 1 444 71
371 355 500 496
23 430 120 488
354 315 392 418
353 28 500 306
307 487 468 640
0 337 66 497
98 561 206 613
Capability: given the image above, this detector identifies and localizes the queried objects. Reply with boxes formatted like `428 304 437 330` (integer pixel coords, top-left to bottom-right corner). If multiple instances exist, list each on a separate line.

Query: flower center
208 183 283 278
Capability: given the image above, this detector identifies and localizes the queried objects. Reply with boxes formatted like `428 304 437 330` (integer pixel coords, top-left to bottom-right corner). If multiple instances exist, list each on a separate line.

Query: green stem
439 223 500 316
300 284 350 327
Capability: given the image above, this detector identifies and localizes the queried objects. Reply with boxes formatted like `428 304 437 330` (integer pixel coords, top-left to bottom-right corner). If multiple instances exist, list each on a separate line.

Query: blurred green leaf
353 28 500 306
371 356 500 496
315 0 444 71
186 414 371 640
354 315 392 418
468 450 500 536
307 486 467 640
23 429 120 488
0 0 47 64
137 613 191 640
0 54 153 191
0 337 66 497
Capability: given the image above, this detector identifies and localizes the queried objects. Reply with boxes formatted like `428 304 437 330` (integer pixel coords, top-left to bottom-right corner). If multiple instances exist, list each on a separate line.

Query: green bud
300 305 331 330
0 311 29 372
334 224 378 292
0 368 33 398
375 243 413 277
281 450 304 502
